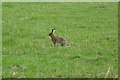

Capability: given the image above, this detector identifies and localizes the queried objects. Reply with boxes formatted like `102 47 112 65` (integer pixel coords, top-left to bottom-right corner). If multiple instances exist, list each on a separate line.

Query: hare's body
51 35 67 46
49 29 69 46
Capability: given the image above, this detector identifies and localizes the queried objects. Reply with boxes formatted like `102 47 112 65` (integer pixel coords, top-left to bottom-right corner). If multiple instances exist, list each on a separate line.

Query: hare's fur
49 29 68 46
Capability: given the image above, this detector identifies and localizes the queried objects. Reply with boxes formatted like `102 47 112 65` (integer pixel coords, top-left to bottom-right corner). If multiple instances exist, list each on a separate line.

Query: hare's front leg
52 39 56 46
53 42 56 46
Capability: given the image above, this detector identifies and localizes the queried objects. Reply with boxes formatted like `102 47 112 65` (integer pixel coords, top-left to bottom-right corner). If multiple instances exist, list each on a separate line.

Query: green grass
2 2 118 78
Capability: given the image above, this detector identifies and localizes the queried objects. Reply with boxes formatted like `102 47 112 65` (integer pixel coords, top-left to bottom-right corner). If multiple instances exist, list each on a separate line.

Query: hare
49 28 69 46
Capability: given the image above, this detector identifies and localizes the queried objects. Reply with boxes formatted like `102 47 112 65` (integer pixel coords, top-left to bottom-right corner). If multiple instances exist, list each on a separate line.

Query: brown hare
49 28 69 46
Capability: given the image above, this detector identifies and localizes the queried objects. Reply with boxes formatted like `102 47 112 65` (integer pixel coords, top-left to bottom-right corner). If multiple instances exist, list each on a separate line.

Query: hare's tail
66 44 70 47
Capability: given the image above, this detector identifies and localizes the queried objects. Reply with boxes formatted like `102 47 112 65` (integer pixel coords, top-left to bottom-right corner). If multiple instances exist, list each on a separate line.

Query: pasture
2 2 118 78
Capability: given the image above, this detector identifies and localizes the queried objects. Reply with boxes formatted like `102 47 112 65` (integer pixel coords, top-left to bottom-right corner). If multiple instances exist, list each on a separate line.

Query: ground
2 2 118 78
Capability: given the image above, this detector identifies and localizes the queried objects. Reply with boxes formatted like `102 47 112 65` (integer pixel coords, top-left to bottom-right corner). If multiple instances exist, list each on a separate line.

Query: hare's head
49 28 55 36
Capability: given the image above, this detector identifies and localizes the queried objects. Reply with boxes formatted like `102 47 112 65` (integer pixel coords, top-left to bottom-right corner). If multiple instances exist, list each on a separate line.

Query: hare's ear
52 28 55 33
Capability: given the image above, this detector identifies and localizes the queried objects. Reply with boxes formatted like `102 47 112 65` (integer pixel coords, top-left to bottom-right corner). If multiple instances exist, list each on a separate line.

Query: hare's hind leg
61 43 66 46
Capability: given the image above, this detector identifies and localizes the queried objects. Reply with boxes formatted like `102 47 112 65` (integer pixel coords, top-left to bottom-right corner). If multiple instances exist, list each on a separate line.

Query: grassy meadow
2 2 118 78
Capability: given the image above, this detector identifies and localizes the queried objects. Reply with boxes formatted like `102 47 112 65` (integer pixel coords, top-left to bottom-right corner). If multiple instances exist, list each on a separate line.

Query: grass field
2 2 118 78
